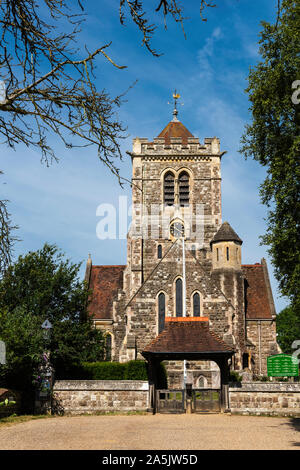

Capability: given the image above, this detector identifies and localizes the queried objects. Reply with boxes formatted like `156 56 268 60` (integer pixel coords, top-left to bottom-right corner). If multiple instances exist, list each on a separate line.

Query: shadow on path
285 418 300 447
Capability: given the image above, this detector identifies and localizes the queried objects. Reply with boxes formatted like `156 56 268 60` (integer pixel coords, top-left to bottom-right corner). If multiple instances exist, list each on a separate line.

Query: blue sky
0 0 289 312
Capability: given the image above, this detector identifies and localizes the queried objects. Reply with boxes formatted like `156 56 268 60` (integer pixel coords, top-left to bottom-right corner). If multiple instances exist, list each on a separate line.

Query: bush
81 361 126 380
124 360 148 380
260 376 269 382
253 375 270 382
0 389 21 417
54 359 170 384
229 371 242 383
54 361 83 380
0 365 7 388
55 360 150 381
1 359 36 414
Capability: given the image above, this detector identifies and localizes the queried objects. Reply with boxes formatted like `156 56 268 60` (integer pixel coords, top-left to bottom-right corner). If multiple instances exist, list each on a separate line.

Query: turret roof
210 221 243 245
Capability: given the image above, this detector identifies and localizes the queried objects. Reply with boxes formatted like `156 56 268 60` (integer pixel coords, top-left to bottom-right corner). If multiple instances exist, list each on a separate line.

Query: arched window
164 171 175 206
197 376 207 389
193 292 201 317
243 353 249 369
157 244 162 259
226 246 229 261
176 278 183 317
178 171 189 206
105 333 112 361
158 292 165 333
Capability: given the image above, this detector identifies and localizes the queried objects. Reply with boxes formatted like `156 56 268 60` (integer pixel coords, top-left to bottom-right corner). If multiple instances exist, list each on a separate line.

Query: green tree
0 307 44 394
276 305 300 354
0 243 88 321
240 0 300 312
0 243 104 409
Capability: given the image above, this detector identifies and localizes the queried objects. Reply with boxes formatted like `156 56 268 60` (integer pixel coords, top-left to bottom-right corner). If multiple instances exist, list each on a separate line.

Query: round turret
210 221 242 270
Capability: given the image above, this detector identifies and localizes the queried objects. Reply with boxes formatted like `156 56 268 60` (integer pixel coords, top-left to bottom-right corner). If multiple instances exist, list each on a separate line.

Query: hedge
229 370 242 383
124 360 148 380
55 360 167 385
81 361 127 380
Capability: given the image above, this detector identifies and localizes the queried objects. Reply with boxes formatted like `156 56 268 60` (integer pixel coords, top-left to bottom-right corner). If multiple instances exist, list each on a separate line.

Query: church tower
117 95 244 378
123 95 226 299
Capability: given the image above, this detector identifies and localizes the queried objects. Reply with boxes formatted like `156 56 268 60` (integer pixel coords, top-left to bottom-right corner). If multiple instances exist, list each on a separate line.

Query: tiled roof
157 120 194 144
86 261 275 322
211 221 242 245
143 318 234 354
242 263 274 319
87 265 125 320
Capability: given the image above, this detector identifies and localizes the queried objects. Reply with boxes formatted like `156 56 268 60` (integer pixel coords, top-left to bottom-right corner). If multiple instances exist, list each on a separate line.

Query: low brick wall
229 382 300 417
52 380 149 415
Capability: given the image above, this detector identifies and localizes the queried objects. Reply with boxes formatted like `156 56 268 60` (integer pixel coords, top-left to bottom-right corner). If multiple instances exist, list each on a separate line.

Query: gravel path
0 414 299 450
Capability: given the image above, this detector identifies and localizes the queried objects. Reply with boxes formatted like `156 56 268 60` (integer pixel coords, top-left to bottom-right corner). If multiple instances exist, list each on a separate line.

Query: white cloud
197 27 224 78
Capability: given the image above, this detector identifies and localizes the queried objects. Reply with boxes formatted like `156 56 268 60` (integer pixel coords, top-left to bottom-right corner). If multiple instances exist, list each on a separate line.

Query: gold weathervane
172 89 181 121
173 90 180 108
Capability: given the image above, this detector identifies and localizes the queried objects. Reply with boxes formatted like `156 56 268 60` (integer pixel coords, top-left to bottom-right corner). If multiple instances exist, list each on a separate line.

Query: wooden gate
191 389 221 413
156 389 185 413
155 388 221 413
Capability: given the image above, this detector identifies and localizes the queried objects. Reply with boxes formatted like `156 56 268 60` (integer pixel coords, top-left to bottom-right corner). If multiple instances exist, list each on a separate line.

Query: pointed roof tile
210 221 242 245
157 120 194 144
242 262 275 319
87 265 125 319
142 318 234 355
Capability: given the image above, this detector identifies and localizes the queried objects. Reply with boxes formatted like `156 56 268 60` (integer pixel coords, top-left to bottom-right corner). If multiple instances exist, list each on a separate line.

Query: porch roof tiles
143 318 234 355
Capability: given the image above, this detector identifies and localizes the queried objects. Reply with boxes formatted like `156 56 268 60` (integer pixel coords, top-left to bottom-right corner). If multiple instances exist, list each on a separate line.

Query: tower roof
210 221 243 245
157 120 194 144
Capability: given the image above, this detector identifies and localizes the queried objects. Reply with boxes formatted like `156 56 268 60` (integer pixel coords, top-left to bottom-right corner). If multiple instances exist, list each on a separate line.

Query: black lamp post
35 320 53 414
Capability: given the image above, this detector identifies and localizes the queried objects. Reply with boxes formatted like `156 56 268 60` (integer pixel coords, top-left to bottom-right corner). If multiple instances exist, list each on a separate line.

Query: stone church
85 103 280 386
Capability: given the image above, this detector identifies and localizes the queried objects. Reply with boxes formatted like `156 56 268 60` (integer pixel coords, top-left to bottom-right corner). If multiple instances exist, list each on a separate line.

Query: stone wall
229 382 300 417
246 320 278 376
53 380 149 415
164 360 220 389
52 380 300 417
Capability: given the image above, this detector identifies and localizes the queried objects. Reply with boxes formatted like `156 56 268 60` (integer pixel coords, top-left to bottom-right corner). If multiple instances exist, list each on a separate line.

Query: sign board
0 340 6 365
41 320 52 330
267 354 299 377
